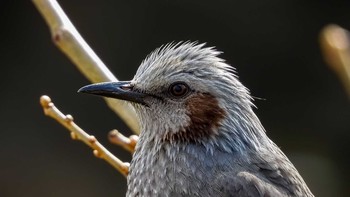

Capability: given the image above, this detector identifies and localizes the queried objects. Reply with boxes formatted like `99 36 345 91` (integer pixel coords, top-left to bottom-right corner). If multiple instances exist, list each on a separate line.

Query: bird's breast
126 142 231 197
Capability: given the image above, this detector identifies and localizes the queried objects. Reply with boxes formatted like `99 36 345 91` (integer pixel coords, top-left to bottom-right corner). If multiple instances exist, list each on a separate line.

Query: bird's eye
169 82 189 98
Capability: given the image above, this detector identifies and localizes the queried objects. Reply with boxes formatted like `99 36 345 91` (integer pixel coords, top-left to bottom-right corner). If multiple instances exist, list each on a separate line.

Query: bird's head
79 42 266 152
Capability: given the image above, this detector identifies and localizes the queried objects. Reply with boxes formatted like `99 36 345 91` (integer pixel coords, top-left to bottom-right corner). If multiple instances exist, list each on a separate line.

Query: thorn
53 33 60 42
129 135 139 147
108 129 119 138
40 95 52 108
70 132 77 140
122 162 130 174
65 114 74 122
130 135 139 142
88 136 97 144
93 150 102 158
324 24 349 50
52 29 63 43
123 162 130 168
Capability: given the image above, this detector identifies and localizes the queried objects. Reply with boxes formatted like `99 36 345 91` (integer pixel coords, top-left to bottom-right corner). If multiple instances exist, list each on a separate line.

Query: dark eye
169 82 189 97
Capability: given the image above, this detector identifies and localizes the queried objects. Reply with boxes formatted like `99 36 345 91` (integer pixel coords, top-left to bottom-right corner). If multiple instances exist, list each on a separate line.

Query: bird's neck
220 102 272 153
137 104 271 155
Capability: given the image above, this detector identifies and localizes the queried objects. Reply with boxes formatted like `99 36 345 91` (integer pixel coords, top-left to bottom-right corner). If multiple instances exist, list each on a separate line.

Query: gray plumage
79 42 314 197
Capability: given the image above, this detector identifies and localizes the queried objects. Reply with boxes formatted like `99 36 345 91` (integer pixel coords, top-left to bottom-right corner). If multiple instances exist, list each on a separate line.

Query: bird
78 42 314 197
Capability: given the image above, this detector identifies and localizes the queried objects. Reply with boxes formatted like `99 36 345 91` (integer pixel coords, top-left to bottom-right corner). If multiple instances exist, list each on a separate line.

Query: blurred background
1 0 349 196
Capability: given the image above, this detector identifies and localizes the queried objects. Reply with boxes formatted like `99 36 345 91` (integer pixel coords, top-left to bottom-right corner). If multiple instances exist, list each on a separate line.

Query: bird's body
79 42 314 197
129 142 308 196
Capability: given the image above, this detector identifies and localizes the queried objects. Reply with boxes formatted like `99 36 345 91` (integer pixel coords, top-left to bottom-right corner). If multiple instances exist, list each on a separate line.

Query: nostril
120 84 133 91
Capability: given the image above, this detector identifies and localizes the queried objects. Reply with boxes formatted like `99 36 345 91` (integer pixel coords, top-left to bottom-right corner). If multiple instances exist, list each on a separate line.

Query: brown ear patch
162 93 226 143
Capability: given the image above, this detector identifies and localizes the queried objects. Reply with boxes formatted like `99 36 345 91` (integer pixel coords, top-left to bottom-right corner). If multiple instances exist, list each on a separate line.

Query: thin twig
320 24 350 97
108 130 138 153
32 0 139 133
40 95 130 177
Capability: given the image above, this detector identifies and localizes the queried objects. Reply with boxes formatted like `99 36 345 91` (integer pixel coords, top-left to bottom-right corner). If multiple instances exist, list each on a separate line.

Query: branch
320 24 350 97
40 95 129 177
108 130 138 153
32 0 139 133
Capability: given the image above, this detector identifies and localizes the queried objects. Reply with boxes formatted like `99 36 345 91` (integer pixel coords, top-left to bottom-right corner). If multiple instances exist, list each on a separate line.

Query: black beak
78 81 148 105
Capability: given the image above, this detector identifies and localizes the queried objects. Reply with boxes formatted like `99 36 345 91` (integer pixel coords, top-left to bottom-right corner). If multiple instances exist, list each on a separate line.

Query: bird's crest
134 41 236 80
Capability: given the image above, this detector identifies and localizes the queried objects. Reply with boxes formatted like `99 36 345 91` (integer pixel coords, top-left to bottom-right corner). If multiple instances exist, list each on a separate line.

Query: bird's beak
78 81 148 105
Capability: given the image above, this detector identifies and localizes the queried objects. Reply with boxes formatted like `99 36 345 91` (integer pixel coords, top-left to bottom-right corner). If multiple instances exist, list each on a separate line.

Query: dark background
1 0 349 196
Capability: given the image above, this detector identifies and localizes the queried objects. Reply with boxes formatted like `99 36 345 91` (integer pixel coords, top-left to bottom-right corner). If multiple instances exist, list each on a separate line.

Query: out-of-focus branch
32 0 139 133
320 24 350 97
108 130 138 153
40 95 129 177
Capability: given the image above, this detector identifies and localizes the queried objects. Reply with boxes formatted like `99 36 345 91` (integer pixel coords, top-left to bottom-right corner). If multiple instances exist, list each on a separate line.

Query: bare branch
40 95 129 177
320 24 350 97
108 130 138 153
32 0 139 133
